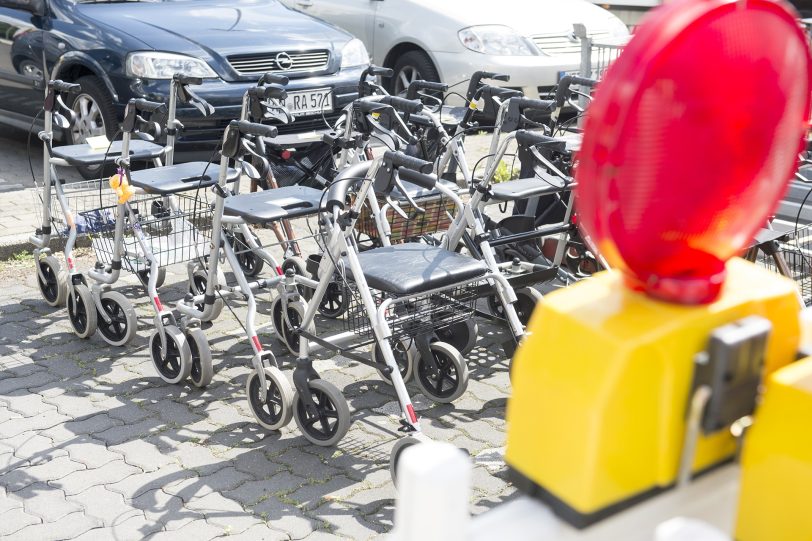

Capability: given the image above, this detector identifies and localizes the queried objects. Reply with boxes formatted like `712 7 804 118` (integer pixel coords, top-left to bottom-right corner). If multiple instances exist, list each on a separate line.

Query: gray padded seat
223 186 323 224
489 175 570 202
50 140 165 167
393 178 459 200
129 162 239 194
346 243 488 296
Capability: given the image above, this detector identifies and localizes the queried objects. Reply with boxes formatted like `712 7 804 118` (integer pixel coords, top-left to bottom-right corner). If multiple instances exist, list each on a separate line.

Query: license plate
558 70 580 82
285 88 333 117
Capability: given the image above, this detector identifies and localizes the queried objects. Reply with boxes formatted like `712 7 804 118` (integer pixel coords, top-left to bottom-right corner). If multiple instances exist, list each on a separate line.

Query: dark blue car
0 0 368 175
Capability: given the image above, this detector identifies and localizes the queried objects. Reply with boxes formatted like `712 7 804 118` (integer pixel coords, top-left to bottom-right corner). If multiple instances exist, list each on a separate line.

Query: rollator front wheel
246 366 294 431
414 341 468 404
189 265 226 320
270 296 305 356
233 231 265 278
435 320 479 356
68 284 97 339
137 266 166 290
149 326 192 384
96 290 137 347
373 338 415 384
293 379 350 446
187 328 213 388
36 256 67 307
390 434 429 486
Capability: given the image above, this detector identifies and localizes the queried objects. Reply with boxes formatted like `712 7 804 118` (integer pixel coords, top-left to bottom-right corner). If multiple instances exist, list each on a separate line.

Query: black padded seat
346 243 488 296
129 162 239 195
50 139 165 167
489 175 570 202
223 186 323 224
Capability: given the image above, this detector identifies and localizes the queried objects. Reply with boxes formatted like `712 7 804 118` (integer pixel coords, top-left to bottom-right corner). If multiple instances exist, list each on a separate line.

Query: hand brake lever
392 174 426 215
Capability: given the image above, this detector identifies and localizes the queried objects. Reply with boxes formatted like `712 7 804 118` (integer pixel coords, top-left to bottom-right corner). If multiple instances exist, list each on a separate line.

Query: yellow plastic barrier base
506 258 800 528
736 358 812 541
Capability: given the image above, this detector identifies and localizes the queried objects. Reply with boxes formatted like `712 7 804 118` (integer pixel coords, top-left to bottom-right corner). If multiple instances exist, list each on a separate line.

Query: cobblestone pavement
0 224 517 540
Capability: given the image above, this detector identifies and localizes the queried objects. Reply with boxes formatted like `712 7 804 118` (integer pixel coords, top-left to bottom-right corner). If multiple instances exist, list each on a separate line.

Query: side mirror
0 0 47 16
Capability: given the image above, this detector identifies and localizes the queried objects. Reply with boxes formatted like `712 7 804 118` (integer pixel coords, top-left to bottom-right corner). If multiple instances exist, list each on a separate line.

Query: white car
282 0 629 99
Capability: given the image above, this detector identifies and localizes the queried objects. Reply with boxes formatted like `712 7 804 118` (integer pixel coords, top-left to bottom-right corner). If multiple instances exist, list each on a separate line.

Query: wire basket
356 193 454 244
343 282 480 345
755 225 812 306
50 180 213 273
266 141 338 188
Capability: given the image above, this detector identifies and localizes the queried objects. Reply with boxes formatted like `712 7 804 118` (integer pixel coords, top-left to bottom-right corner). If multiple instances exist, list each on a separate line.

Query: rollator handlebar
258 73 290 86
232 119 279 139
406 80 448 100
379 96 424 114
249 83 288 101
555 75 598 108
363 65 395 79
172 74 203 86
382 151 433 174
48 80 81 94
398 167 437 191
515 130 563 147
511 97 555 113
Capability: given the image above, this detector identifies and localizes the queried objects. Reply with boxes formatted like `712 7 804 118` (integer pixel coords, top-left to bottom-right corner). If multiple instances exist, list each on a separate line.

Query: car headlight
126 52 217 79
606 16 630 39
340 38 370 69
458 25 536 56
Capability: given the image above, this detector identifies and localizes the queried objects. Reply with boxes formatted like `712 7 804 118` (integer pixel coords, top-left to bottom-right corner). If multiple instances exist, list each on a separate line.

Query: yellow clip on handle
109 173 135 204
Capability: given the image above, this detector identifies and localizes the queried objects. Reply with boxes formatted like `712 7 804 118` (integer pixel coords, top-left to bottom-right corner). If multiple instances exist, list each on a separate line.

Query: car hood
422 0 622 35
79 0 352 80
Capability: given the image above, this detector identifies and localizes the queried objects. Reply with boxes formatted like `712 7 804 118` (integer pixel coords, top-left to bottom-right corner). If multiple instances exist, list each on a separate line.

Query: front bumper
110 66 364 154
433 50 583 102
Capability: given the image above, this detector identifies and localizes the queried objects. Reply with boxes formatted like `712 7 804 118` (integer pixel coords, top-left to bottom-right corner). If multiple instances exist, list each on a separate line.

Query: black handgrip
132 98 167 114
555 75 598 107
355 99 389 114
49 80 81 94
173 74 203 86
512 98 555 113
466 71 511 101
406 80 448 100
250 83 287 101
380 96 423 114
398 167 437 191
383 151 432 174
234 120 278 138
365 65 394 78
515 130 562 147
259 73 289 86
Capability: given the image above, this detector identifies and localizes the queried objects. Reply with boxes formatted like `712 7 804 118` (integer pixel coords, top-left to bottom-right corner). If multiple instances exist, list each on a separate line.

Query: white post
390 442 472 541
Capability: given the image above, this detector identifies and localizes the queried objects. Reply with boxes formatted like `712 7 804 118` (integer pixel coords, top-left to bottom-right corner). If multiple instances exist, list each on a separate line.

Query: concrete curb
0 234 92 261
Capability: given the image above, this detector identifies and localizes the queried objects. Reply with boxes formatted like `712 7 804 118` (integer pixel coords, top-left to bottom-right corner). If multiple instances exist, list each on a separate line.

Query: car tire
389 50 440 96
65 75 119 180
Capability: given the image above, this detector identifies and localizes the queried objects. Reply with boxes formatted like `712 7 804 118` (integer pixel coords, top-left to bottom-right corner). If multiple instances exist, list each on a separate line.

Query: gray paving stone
69 485 139 527
184 491 263 535
144 518 225 540
106 464 191 501
287 475 357 512
252 498 320 540
0 486 22 515
109 439 177 473
2 431 66 468
53 459 141 496
3 390 57 418
43 413 123 442
0 410 70 438
62 438 121 469
0 506 42 536
308 502 388 540
216 522 290 541
223 471 304 508
273 447 342 483
17 482 82 522
4 456 85 492
10 510 100 540
132 488 200 531
164 441 225 475
70 511 162 541
163 466 253 503
94 417 167 446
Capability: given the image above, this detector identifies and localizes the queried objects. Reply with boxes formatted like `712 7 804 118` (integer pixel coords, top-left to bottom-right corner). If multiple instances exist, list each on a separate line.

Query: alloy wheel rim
70 94 105 144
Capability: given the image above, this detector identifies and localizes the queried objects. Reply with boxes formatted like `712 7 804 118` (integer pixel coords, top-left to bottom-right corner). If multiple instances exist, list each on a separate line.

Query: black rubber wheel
68 284 97 339
96 290 137 347
246 367 294 430
270 296 305 356
514 288 542 326
318 280 350 319
232 231 265 278
414 342 468 403
293 379 351 446
390 435 426 486
435 320 479 356
389 50 441 96
64 76 119 180
149 326 192 384
36 255 67 307
187 328 213 388
137 267 166 290
373 339 415 384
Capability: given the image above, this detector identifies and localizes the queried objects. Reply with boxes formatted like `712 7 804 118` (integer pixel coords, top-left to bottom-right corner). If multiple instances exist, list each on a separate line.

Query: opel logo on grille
275 52 294 70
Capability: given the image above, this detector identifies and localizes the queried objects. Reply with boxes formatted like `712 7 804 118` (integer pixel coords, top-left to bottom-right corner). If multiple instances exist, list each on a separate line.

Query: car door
285 0 378 61
0 1 46 118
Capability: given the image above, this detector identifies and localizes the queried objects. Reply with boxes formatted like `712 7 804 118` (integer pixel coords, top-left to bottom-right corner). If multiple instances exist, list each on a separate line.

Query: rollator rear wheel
281 256 310 298
514 287 542 326
96 291 137 347
36 256 67 307
137 266 166 290
414 341 468 404
246 366 294 431
435 320 478 356
189 266 226 320
293 379 350 446
270 296 305 356
187 328 213 388
373 338 415 384
68 284 97 339
149 326 192 384
233 231 265 278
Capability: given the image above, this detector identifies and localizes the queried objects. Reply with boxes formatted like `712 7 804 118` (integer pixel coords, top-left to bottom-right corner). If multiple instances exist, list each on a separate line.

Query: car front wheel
389 50 440 96
65 75 119 180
